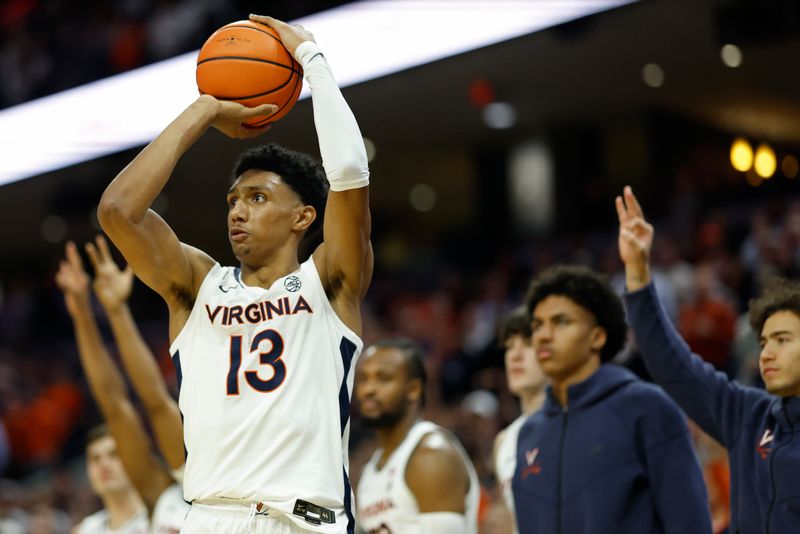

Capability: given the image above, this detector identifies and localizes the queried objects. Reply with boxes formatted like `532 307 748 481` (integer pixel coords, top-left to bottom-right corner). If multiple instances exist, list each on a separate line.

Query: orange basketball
196 20 303 127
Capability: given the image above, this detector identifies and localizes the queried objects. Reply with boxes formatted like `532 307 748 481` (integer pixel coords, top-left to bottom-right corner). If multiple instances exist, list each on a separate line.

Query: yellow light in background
730 137 753 172
754 144 777 178
782 155 799 179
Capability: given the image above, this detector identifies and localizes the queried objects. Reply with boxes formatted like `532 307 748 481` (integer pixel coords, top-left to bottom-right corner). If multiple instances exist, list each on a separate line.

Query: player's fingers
65 241 83 269
123 265 134 279
96 234 113 263
615 196 628 225
248 104 278 117
85 242 100 270
624 186 645 219
621 228 643 248
251 15 283 29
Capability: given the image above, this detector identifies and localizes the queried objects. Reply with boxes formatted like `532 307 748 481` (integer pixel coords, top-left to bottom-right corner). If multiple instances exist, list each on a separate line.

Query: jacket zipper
766 404 795 534
557 408 568 534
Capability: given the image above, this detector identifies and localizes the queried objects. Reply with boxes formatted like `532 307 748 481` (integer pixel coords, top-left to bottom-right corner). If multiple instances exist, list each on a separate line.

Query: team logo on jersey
520 447 542 478
757 428 775 460
284 275 302 292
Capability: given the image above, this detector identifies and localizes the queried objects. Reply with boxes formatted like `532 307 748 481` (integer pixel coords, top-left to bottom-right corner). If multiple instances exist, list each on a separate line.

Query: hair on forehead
749 277 800 335
85 424 111 450
525 265 627 363
497 305 531 348
369 338 428 406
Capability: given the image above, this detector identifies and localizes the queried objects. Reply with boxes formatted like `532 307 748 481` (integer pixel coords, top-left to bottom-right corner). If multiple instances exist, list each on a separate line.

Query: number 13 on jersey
227 329 287 395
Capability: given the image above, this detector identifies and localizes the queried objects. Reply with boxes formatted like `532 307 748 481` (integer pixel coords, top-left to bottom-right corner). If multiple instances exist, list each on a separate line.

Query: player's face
226 170 307 264
504 333 546 397
86 436 132 496
530 295 605 383
356 347 417 428
759 310 800 396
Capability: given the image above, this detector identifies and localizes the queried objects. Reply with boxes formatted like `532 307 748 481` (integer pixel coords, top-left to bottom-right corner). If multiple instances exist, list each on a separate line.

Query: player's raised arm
56 242 173 511
253 15 373 334
86 235 184 471
97 93 278 321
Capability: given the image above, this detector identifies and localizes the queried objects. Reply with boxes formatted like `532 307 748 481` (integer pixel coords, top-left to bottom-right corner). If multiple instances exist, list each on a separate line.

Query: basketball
196 20 303 127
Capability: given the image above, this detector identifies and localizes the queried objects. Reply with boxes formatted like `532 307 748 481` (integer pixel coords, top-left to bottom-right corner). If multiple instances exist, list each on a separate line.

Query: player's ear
407 378 423 405
293 205 316 232
590 326 607 354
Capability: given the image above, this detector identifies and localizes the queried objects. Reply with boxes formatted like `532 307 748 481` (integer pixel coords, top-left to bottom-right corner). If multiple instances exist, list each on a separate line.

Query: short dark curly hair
497 305 531 348
233 143 329 236
525 265 627 362
749 278 800 336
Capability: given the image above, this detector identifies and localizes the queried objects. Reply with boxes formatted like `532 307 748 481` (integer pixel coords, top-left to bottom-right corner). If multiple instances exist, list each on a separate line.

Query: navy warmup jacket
512 363 711 534
625 283 800 534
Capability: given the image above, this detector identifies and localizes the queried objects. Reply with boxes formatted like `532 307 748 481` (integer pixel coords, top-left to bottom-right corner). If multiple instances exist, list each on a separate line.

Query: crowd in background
0 0 347 110
1 180 797 532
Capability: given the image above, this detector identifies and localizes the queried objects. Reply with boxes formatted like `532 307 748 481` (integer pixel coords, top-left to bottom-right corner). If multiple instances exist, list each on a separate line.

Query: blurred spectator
678 262 738 375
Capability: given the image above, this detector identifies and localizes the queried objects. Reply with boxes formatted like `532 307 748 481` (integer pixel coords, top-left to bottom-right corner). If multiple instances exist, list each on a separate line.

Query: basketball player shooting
98 15 372 534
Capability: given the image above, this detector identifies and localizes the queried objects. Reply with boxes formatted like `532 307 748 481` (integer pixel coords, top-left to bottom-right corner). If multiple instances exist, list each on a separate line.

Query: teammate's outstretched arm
617 186 763 445
254 15 373 334
85 235 184 471
56 242 174 511
97 89 278 329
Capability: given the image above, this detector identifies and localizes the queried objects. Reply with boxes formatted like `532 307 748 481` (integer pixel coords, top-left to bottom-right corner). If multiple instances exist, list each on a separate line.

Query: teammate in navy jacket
512 265 711 534
617 186 800 534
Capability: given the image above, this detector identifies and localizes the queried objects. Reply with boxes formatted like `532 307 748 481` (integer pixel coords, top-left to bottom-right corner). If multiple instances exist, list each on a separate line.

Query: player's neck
101 488 144 529
519 387 546 415
377 411 420 466
239 249 301 289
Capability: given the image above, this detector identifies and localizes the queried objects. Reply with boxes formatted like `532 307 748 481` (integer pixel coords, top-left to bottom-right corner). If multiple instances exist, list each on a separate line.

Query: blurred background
1 0 799 532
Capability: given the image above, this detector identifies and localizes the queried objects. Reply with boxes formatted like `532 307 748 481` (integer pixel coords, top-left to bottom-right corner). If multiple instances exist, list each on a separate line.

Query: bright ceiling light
730 137 753 172
0 0 636 187
754 143 777 178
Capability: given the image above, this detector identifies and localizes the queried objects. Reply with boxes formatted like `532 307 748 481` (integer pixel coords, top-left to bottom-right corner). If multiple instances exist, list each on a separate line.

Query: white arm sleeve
417 512 466 534
295 41 369 192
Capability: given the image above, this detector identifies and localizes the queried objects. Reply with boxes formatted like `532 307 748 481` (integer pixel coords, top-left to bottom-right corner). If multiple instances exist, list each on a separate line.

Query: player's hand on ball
85 234 133 312
55 241 91 315
201 95 277 139
249 14 315 57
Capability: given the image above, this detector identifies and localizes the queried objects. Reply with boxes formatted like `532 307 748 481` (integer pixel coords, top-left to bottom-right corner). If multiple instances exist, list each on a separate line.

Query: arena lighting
754 143 777 179
730 137 753 172
0 0 636 187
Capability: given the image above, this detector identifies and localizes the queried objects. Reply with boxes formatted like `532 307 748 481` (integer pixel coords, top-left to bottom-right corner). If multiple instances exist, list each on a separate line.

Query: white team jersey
356 421 480 534
170 258 362 532
494 414 526 531
150 484 189 534
74 509 147 534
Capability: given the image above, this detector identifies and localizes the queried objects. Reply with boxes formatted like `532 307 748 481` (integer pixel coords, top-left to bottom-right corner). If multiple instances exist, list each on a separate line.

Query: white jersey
170 258 362 532
74 509 147 534
494 414 526 530
151 484 189 534
356 421 480 534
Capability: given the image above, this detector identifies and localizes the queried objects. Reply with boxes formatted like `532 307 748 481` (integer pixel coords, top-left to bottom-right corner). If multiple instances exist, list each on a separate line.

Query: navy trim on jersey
338 337 358 534
171 350 189 463
338 337 357 435
172 350 183 394
233 267 245 287
342 467 355 534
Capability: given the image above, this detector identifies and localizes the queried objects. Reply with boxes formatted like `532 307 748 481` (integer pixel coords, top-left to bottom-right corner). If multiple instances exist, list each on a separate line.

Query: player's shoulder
407 429 467 481
73 509 106 534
